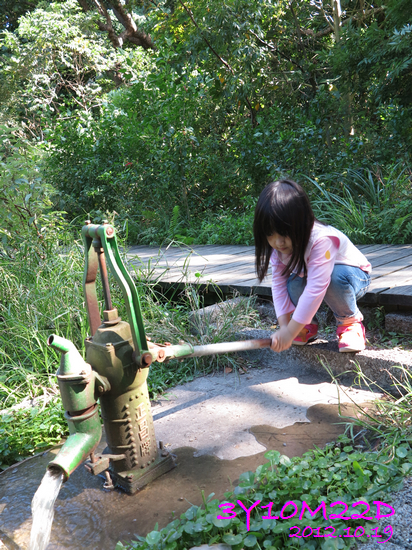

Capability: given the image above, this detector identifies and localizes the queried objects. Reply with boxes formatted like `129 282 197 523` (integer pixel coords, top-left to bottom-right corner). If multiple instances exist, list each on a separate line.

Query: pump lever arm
81 222 150 367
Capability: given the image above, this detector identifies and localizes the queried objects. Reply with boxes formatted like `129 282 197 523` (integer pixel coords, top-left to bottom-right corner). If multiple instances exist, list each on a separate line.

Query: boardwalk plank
127 244 412 307
141 257 256 279
370 256 412 279
360 244 393 254
379 283 412 306
369 268 412 290
128 250 254 270
367 247 412 268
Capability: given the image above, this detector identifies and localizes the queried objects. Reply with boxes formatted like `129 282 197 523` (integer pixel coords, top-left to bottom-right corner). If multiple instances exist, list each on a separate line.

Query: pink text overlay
289 524 393 543
217 500 395 532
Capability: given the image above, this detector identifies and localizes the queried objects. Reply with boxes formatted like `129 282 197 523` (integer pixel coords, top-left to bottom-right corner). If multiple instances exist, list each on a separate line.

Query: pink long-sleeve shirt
270 223 371 325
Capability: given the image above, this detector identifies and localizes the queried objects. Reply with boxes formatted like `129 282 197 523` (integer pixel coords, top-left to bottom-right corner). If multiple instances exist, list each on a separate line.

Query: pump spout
48 406 102 481
47 334 105 481
48 334 77 355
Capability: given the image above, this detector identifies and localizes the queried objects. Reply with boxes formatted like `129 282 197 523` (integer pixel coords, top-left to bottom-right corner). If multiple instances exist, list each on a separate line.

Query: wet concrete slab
152 365 374 460
0 364 380 550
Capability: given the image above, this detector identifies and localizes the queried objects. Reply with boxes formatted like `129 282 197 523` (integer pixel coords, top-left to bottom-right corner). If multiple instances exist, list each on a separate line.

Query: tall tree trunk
331 0 342 43
331 0 353 136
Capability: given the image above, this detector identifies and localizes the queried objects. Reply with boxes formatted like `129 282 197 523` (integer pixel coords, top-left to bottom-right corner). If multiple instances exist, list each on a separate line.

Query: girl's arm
270 252 302 351
292 237 339 325
271 237 338 352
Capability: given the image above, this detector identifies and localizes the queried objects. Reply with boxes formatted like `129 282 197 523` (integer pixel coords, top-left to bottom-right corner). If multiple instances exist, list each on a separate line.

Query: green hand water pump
47 222 271 493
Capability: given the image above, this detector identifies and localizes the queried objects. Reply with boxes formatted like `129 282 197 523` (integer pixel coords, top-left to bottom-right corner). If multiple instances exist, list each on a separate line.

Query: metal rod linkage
96 247 113 312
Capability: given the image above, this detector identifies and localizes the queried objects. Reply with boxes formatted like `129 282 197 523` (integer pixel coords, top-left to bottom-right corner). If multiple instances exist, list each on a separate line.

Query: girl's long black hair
254 180 315 282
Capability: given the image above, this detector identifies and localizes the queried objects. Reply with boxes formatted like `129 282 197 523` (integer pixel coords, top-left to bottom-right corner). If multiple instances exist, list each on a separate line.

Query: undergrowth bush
0 128 69 261
170 164 412 247
193 198 255 245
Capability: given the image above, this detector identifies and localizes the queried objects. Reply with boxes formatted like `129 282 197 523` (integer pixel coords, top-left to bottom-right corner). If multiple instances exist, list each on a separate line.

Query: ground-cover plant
116 432 405 550
0 397 66 469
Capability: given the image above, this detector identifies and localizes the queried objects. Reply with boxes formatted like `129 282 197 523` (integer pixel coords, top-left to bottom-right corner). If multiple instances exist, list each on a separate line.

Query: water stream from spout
29 468 64 550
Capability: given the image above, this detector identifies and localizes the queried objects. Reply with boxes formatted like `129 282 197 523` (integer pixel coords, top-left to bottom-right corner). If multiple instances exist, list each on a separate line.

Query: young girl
254 179 372 353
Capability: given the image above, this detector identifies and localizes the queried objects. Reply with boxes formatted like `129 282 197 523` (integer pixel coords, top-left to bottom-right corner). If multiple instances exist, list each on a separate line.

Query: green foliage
0 0 42 32
0 127 69 261
44 61 412 246
44 56 259 243
0 399 66 470
194 199 255 245
0 0 145 136
305 165 412 244
117 434 405 550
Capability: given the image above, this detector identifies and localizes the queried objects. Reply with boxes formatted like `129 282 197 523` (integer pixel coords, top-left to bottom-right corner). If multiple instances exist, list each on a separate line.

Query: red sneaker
292 324 318 346
337 322 366 353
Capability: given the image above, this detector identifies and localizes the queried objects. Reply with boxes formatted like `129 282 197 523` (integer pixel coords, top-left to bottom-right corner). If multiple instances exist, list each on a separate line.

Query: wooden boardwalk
126 244 412 308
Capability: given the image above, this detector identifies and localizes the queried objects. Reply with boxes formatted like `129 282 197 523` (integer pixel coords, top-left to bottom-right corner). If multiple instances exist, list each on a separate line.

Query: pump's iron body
48 223 271 493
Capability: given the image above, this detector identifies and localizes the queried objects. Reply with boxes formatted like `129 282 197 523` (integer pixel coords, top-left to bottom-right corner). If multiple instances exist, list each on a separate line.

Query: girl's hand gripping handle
270 326 294 352
270 317 305 352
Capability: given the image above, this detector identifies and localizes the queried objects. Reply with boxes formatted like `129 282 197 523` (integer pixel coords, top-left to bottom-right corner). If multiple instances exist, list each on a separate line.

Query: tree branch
300 6 384 39
77 0 156 50
111 0 156 50
248 30 305 74
178 0 258 125
178 0 233 74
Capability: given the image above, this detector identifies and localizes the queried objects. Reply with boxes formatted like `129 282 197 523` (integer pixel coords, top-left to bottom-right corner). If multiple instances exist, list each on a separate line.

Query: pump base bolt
103 471 115 491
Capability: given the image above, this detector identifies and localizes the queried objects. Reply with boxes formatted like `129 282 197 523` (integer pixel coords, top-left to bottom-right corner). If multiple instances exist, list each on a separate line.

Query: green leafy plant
0 128 68 261
0 397 66 469
117 435 405 550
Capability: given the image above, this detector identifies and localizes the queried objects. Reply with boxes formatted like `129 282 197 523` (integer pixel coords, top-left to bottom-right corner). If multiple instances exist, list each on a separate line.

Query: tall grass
0 246 85 468
321 358 412 463
306 164 412 244
0 245 87 404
